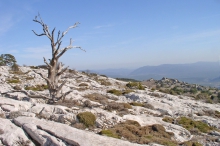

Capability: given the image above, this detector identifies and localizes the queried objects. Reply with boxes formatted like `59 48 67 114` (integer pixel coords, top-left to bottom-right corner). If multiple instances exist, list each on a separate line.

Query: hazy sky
0 0 220 70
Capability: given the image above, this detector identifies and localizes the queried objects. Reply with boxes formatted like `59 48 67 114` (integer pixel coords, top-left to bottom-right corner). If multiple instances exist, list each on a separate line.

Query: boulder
0 118 34 146
14 116 148 146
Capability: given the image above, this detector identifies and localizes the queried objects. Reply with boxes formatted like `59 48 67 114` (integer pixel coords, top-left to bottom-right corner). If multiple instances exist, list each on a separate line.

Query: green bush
162 116 174 123
126 82 145 90
77 112 96 127
130 102 144 107
7 79 20 83
177 117 213 133
100 120 177 145
100 130 119 138
107 89 122 96
25 84 48 91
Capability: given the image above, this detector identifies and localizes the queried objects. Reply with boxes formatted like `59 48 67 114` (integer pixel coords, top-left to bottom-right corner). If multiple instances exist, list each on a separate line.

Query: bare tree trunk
32 13 85 103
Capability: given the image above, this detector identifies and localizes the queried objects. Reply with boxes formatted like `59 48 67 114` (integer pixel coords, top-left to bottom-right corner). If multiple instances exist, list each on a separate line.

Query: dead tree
32 14 85 103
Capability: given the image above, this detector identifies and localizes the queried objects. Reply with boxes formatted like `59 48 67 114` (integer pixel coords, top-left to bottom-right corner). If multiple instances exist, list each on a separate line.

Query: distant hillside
91 62 220 88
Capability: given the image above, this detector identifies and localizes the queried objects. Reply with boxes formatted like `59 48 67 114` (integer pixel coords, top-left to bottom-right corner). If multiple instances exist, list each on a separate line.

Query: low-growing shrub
25 76 35 80
7 79 20 83
13 85 22 90
99 79 111 86
130 102 144 107
100 120 177 145
126 82 145 90
99 130 119 138
162 116 174 123
83 100 92 108
84 93 108 103
105 102 131 116
181 141 203 146
25 84 48 91
143 103 155 109
177 117 213 133
107 89 122 96
77 112 96 127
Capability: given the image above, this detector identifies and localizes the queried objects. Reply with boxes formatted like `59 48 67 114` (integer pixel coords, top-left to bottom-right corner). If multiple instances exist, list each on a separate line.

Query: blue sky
0 0 220 70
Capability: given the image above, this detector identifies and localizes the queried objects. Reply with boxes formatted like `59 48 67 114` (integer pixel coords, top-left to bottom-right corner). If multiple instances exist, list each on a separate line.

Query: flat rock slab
14 116 149 146
0 118 34 146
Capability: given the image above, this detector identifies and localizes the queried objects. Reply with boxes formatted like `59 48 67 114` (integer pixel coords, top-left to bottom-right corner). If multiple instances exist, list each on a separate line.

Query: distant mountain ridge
91 62 220 88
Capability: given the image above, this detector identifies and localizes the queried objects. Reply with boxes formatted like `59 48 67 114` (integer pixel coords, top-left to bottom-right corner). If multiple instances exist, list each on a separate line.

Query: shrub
13 85 22 90
126 82 145 90
11 63 20 72
195 93 209 100
122 89 134 95
177 117 213 133
7 79 20 83
99 79 111 86
107 89 122 96
83 100 92 108
143 103 155 109
122 103 132 109
77 112 96 127
25 76 35 80
100 130 119 138
130 102 144 107
100 120 177 145
162 116 174 123
25 84 48 91
190 88 197 94
84 93 108 103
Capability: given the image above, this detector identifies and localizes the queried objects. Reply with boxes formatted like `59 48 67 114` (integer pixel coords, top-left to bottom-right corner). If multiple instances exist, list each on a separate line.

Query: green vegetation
7 79 20 84
77 112 96 127
126 82 145 90
107 89 122 96
107 89 134 96
100 120 177 145
99 79 111 86
162 116 174 123
177 117 213 133
181 141 203 146
0 54 16 66
25 84 48 91
99 130 120 138
25 76 35 80
130 102 144 107
115 78 140 82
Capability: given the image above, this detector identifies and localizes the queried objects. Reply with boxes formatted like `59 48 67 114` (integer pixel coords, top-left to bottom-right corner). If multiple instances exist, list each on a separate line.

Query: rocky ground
0 66 220 146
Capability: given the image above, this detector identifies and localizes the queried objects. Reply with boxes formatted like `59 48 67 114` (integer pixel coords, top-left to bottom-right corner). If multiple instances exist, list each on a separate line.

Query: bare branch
32 30 46 36
56 90 72 102
55 22 80 46
57 66 68 77
33 70 50 84
43 57 51 68
1 90 50 99
57 80 67 93
56 39 85 59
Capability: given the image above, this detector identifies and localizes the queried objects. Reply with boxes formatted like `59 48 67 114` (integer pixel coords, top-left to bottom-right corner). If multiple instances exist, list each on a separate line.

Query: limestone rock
14 116 148 146
0 118 34 146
